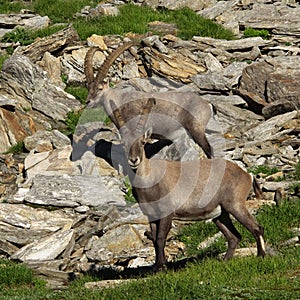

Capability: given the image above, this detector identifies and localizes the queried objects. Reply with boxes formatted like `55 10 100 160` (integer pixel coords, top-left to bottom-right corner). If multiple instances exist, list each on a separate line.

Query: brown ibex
84 42 214 158
114 98 266 271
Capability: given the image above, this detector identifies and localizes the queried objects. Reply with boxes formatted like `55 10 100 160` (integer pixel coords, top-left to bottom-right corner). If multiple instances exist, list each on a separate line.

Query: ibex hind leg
189 124 213 158
213 209 241 261
226 205 266 258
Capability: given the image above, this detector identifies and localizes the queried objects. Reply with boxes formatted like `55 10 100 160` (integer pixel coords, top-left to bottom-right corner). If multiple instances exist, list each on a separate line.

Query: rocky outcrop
0 0 299 288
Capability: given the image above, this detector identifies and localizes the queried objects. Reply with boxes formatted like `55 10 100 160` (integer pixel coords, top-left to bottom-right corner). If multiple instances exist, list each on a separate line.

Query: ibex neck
133 158 167 189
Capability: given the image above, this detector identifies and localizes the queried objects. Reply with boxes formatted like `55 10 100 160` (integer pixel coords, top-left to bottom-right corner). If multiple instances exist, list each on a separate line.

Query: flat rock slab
24 174 126 208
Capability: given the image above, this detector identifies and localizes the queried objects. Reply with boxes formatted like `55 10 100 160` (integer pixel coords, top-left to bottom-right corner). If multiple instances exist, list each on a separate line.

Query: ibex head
112 98 156 170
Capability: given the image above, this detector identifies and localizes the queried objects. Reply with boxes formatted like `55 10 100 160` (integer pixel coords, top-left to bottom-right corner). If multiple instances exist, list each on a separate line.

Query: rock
37 52 65 89
23 173 126 208
61 47 106 85
0 13 49 39
85 278 138 290
1 54 82 123
87 34 108 50
24 146 80 180
85 223 146 264
11 228 74 261
24 130 71 152
141 0 217 11
143 46 206 81
262 100 299 119
238 57 300 113
14 25 80 62
22 15 50 31
0 106 37 153
244 110 298 142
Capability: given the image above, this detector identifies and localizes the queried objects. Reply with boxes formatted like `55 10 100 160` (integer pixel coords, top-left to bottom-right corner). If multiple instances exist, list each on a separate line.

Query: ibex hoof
152 263 167 273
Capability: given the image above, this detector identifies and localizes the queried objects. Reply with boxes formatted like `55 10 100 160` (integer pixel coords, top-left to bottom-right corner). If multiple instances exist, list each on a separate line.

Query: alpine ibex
84 42 214 158
114 98 266 271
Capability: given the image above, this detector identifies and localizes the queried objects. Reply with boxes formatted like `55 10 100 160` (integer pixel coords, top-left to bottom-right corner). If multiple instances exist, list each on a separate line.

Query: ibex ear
144 127 153 141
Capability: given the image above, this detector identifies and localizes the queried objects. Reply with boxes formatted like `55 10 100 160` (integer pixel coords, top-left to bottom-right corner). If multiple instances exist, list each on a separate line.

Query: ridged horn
84 47 100 89
136 98 156 134
85 41 139 100
94 41 138 87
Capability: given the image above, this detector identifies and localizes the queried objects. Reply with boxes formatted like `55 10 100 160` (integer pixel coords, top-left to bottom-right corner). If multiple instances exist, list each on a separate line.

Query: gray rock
11 228 74 261
24 130 71 152
1 55 82 122
24 174 126 208
239 56 300 112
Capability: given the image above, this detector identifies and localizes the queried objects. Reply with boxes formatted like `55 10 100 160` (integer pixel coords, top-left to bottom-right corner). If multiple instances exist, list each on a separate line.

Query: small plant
0 53 9 70
243 27 269 39
103 115 112 126
123 176 136 203
1 27 35 46
65 85 88 105
248 165 279 176
77 107 109 125
0 0 26 13
32 0 100 23
64 110 83 136
294 161 300 180
4 141 25 154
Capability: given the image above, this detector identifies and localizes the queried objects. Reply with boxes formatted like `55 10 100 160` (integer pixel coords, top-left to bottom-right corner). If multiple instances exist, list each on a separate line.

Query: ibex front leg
151 216 173 272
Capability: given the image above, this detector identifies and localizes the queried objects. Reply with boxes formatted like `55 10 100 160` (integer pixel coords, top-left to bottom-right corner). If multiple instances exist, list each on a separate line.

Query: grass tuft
243 27 270 39
4 141 25 154
0 259 35 288
248 165 279 176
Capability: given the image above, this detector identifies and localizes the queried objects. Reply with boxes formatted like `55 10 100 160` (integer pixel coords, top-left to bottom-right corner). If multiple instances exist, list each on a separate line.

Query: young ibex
114 98 266 271
84 42 214 158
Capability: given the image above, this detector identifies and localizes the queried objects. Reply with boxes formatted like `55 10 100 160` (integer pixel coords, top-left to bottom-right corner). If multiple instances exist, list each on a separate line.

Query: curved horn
94 41 139 87
85 41 140 101
84 46 100 89
136 97 156 133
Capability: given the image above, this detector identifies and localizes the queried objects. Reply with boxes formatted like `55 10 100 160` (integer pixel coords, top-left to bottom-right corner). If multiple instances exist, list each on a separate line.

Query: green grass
0 259 36 288
1 248 300 299
65 86 88 105
3 141 25 154
0 53 9 70
0 0 27 13
294 161 300 180
243 27 270 39
1 1 235 41
177 200 300 257
73 4 235 41
33 0 101 23
248 165 279 177
1 25 67 45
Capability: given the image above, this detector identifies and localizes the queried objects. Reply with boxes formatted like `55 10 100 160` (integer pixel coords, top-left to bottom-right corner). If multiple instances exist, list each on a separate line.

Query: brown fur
115 99 266 271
